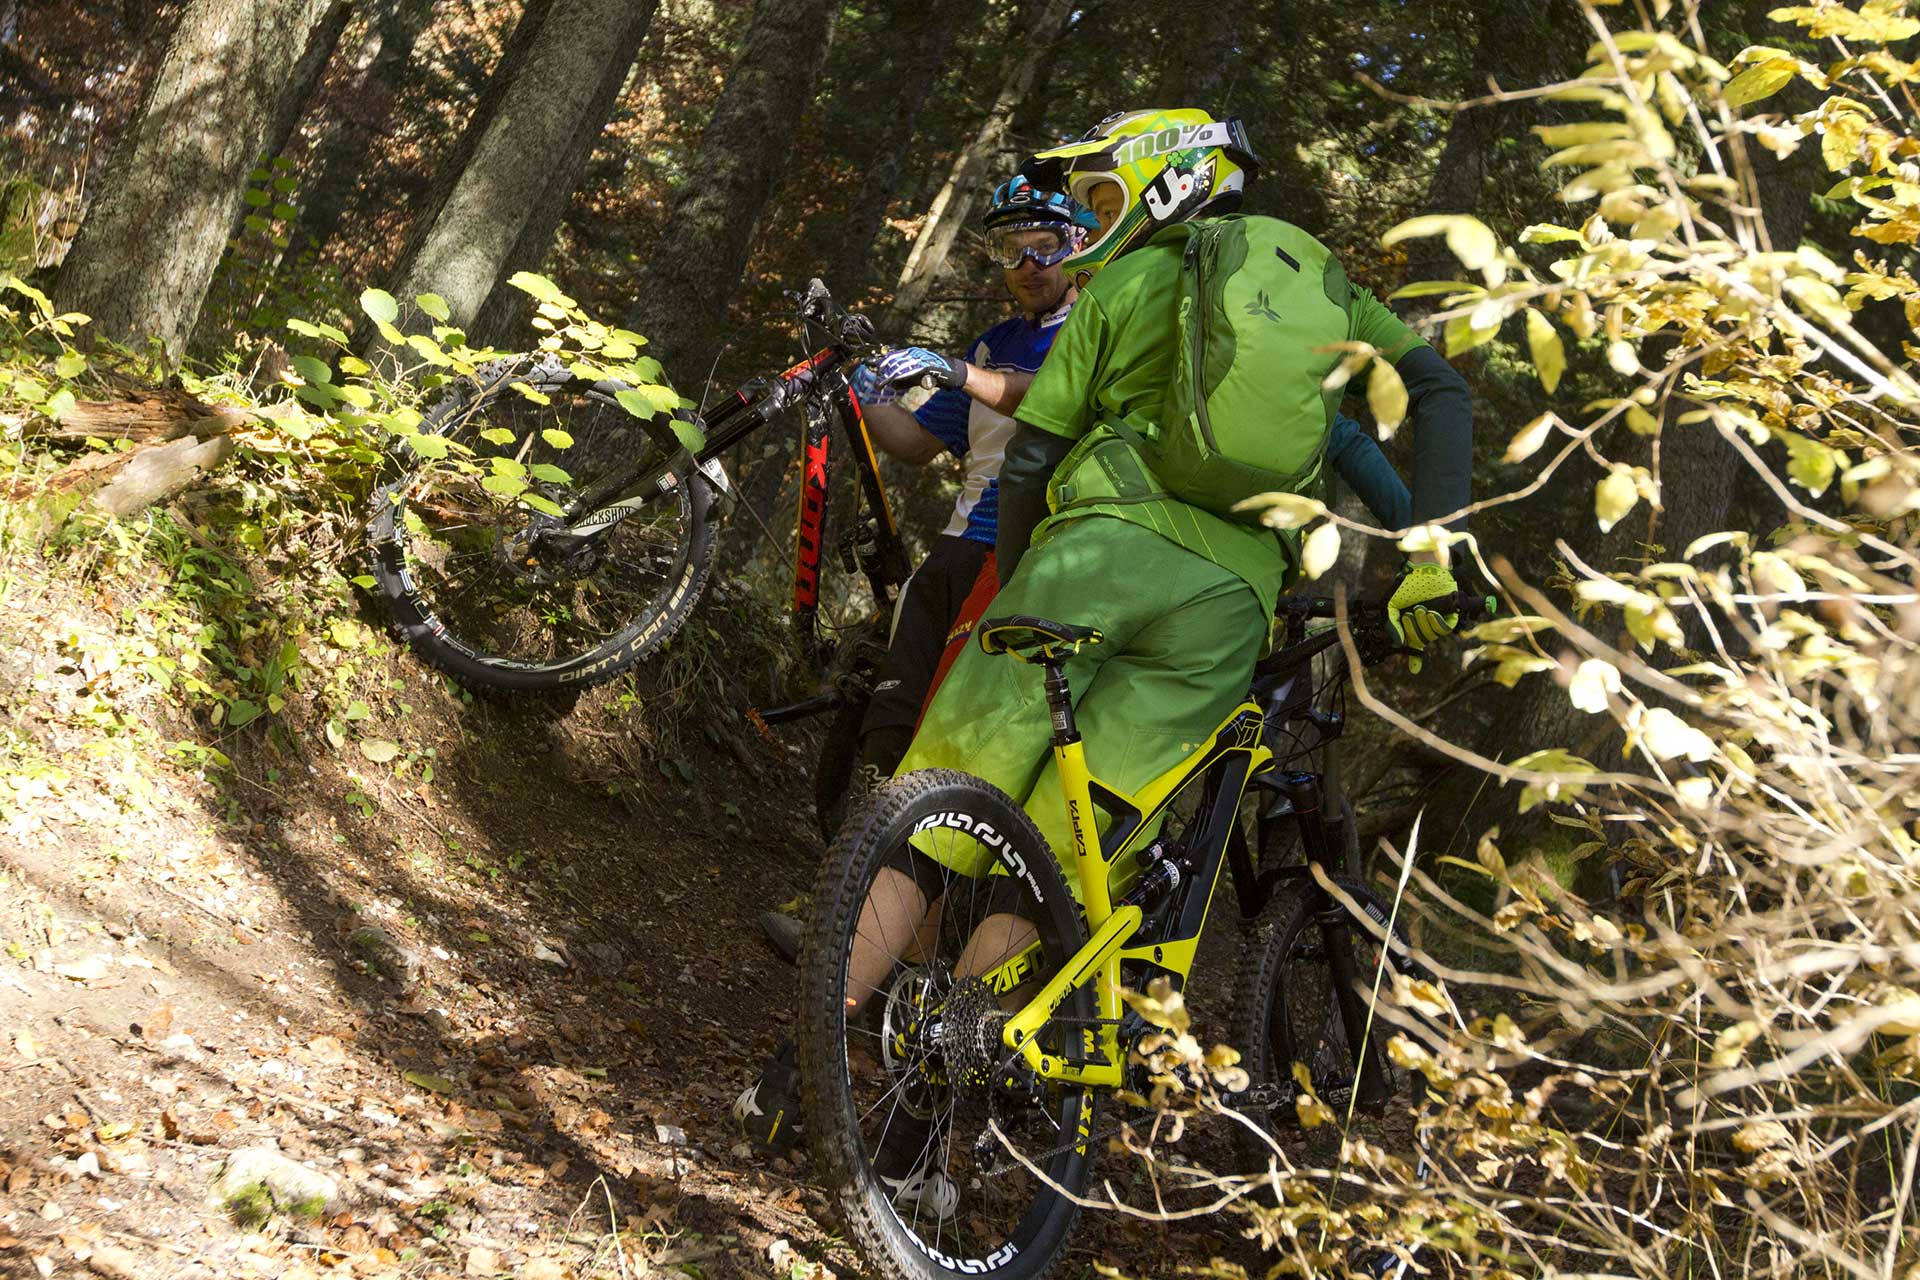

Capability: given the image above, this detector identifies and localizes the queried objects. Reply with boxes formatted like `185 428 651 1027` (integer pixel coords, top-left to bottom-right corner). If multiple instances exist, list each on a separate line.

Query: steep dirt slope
0 556 1246 1280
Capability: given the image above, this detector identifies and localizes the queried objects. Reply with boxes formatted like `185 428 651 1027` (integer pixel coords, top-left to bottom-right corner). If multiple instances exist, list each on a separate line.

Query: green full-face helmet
1023 107 1261 286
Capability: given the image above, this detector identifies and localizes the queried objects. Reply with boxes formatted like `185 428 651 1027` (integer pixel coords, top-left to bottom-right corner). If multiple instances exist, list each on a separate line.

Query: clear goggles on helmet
985 223 1073 270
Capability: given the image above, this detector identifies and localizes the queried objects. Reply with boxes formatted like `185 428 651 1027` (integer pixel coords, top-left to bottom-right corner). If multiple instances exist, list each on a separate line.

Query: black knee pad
881 842 952 904
880 845 1037 921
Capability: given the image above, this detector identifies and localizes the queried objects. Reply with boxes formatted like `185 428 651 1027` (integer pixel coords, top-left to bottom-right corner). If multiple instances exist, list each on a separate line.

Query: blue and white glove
874 346 968 392
849 362 899 406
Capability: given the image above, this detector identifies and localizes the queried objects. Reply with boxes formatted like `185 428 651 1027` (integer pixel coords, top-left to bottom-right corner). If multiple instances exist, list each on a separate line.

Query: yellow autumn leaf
1525 309 1566 394
1368 356 1409 437
1505 413 1555 463
1301 521 1340 579
1724 61 1796 107
1381 213 1501 272
1233 492 1325 529
1596 466 1639 532
1569 658 1621 713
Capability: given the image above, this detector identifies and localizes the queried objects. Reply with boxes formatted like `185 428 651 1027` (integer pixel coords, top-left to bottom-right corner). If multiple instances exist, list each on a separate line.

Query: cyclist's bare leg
847 867 928 1013
957 913 1039 1008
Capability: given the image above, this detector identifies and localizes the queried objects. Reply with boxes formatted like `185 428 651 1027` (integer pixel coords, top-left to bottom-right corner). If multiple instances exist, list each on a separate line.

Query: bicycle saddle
978 615 1104 662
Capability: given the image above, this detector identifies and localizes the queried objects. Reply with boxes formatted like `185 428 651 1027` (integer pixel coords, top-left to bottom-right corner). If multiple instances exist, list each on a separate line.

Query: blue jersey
911 298 1072 545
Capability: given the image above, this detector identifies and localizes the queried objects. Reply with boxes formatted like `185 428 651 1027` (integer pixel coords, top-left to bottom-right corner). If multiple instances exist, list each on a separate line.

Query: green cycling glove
1387 562 1460 674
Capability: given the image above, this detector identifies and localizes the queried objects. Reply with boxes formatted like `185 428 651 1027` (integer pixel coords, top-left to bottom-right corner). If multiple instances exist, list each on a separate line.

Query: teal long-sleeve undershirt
1326 414 1410 530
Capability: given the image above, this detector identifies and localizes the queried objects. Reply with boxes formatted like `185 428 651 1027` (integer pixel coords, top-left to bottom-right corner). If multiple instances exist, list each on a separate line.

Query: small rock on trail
209 1147 341 1216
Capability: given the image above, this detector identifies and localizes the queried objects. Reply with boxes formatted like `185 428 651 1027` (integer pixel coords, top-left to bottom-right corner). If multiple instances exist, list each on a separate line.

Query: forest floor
0 538 1255 1280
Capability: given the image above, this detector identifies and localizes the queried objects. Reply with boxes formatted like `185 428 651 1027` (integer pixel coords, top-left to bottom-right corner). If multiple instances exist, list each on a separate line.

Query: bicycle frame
995 697 1275 1088
976 605 1386 1092
547 335 913 699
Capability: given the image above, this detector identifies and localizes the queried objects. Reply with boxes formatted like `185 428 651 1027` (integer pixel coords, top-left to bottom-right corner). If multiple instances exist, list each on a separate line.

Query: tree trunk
819 0 977 294
52 0 343 364
465 18 652 348
883 0 1074 331
262 0 353 170
289 0 439 262
222 0 353 246
624 0 840 390
1148 0 1247 107
370 0 658 357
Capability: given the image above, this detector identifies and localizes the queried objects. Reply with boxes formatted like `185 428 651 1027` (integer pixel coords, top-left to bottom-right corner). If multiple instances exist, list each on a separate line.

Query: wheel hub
878 968 946 1118
503 509 600 583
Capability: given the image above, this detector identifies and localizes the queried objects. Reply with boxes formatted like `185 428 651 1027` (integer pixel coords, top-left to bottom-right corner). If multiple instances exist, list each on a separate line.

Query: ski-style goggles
985 223 1074 270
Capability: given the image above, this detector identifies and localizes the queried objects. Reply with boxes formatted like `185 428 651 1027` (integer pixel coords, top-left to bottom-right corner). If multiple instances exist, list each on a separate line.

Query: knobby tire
1231 875 1421 1172
367 356 721 693
799 770 1095 1280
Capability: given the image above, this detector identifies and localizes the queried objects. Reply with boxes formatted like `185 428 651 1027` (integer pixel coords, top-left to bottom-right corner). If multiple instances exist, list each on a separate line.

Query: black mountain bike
798 589 1489 1280
367 283 914 778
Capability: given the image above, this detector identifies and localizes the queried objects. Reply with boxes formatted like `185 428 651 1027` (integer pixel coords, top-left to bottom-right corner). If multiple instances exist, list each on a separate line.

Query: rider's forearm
1327 414 1411 530
957 364 1034 418
995 422 1076 581
860 400 947 465
1397 345 1472 529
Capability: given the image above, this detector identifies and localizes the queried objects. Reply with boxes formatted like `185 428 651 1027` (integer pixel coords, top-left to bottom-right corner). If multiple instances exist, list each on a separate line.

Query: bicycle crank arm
751 691 847 725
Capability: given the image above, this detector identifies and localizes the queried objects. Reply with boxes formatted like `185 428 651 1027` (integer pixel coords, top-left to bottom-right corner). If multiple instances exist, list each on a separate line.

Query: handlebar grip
1446 591 1498 624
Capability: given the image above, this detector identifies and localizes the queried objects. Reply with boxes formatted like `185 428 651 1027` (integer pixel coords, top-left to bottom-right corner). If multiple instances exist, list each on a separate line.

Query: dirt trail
0 563 1244 1279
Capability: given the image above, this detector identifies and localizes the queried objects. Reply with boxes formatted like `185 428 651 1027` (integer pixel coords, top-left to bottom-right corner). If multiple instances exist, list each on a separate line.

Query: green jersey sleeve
1013 290 1110 440
1348 286 1426 363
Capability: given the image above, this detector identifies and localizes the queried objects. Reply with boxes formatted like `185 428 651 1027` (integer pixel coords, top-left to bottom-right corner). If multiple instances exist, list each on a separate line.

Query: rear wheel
1231 876 1420 1172
368 356 720 693
800 770 1094 1280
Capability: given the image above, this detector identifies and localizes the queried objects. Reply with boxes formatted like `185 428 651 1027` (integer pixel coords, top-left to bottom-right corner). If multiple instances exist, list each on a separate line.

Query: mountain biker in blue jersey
747 179 1098 972
842 178 1103 800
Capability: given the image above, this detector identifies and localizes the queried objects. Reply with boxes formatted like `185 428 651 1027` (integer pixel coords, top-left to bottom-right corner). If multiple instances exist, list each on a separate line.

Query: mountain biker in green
828 106 1474 1219
736 110 1471 1222
896 106 1472 881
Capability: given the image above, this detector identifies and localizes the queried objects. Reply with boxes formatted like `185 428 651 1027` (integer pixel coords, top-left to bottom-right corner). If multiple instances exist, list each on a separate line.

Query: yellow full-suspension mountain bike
796 589 1492 1280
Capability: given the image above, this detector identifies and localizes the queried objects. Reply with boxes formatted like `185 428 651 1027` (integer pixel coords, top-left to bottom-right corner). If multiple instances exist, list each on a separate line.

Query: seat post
1041 658 1078 747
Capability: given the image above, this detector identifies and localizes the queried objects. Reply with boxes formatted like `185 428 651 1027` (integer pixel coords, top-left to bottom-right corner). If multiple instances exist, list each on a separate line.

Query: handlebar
1261 589 1498 677
792 278 879 356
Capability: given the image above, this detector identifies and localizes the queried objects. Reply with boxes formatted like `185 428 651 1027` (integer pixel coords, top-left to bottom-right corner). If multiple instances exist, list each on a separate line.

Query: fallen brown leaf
135 1005 173 1044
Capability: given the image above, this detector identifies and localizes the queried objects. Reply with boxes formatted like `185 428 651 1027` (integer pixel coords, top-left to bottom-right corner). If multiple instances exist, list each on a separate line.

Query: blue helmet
982 175 1099 235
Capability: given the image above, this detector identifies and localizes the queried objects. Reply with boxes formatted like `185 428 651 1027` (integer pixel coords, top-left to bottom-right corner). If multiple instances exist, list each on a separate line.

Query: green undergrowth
0 272 805 836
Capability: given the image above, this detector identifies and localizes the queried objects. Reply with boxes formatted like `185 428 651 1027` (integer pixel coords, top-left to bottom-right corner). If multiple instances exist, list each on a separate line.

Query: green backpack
1116 215 1356 524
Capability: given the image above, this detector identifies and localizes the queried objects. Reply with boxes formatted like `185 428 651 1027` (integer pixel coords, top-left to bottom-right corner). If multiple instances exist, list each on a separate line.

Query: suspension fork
1283 771 1392 1107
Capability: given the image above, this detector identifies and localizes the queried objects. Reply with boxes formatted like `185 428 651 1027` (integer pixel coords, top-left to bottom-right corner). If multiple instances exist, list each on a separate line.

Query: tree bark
223 0 354 246
261 0 354 170
818 0 977 294
289 0 440 262
884 0 1074 331
624 0 840 390
369 0 658 359
52 0 344 364
465 17 653 348
1147 0 1247 107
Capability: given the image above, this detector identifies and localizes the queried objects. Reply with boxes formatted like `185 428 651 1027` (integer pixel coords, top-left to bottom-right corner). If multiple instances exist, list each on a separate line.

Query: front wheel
367 355 721 693
1231 875 1422 1172
799 770 1094 1280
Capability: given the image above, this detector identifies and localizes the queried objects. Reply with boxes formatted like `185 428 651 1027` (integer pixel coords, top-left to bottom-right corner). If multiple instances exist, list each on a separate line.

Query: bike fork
1318 896 1393 1107
1285 772 1392 1109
